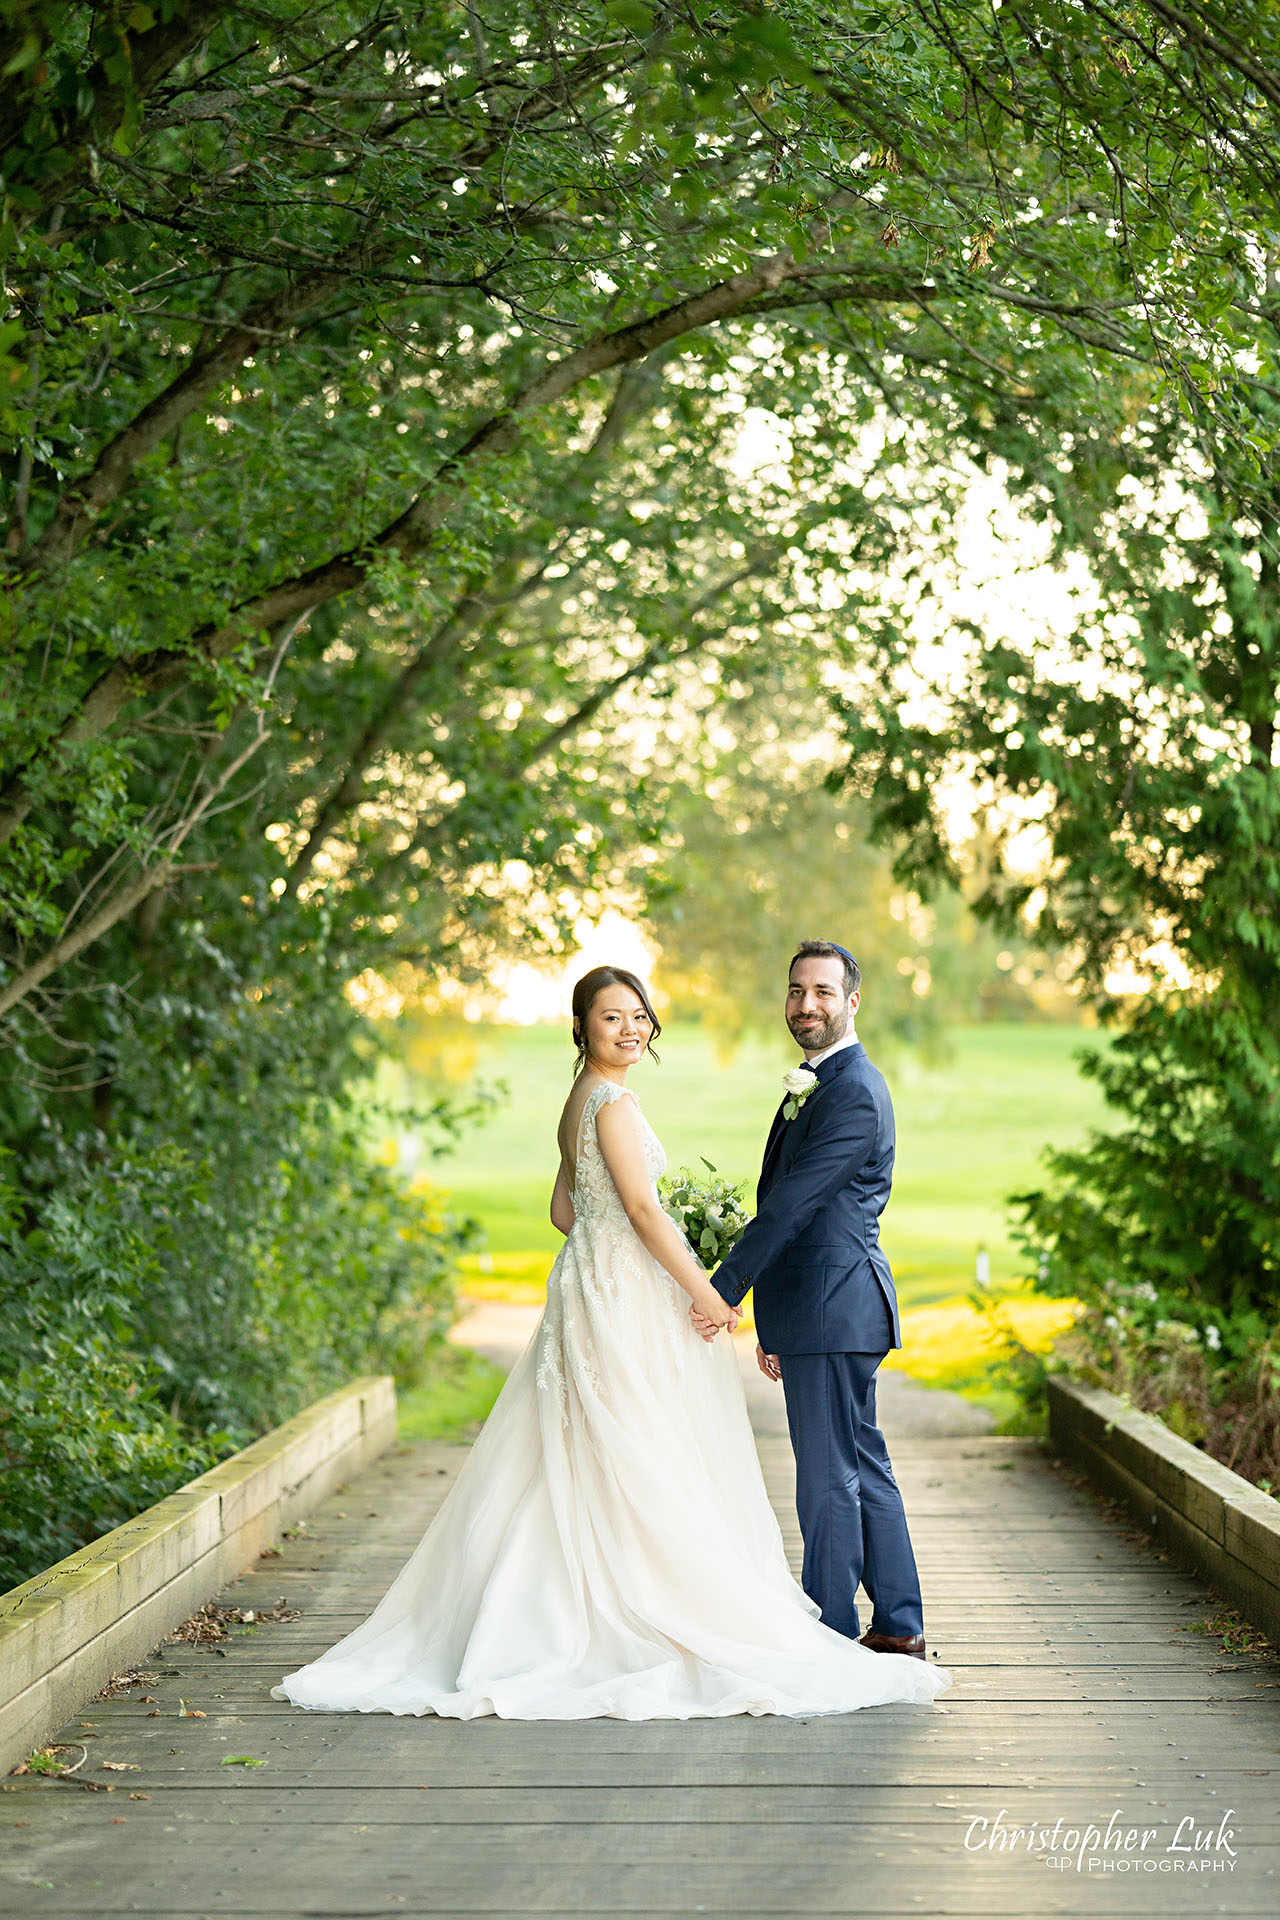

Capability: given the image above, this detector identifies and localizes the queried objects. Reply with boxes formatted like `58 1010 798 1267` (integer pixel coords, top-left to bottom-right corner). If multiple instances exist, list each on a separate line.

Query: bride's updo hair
571 965 662 1075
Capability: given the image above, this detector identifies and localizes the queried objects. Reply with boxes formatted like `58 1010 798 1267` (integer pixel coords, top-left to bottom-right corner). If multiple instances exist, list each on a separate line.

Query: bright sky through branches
491 910 659 1024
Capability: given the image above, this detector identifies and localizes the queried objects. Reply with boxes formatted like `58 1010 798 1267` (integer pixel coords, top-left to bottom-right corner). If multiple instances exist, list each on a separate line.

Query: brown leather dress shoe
859 1630 927 1660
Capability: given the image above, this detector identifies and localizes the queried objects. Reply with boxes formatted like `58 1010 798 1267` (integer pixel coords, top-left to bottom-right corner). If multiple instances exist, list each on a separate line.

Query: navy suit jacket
712 1041 900 1354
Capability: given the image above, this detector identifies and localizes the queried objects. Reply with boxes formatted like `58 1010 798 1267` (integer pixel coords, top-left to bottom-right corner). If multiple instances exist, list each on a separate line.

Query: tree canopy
6 0 1280 1007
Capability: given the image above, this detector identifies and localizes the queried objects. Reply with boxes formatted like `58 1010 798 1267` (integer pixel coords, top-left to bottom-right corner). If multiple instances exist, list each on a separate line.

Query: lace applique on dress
570 1082 663 1222
532 1082 668 1424
570 1082 664 1298
534 1287 569 1424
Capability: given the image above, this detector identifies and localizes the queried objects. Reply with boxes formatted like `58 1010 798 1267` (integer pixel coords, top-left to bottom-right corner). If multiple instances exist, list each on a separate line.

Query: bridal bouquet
658 1161 752 1271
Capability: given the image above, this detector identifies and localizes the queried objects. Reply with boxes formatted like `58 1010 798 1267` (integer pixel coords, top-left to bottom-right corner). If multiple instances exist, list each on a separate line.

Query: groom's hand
756 1343 781 1382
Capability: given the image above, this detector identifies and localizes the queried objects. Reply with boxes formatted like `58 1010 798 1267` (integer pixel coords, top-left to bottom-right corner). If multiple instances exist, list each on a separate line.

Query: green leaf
2 33 43 76
604 0 652 31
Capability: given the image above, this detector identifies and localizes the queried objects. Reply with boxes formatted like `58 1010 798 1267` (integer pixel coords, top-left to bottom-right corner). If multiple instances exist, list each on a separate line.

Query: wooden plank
8 1782 1277 1821
3 1827 1270 1916
5 1411 1280 1920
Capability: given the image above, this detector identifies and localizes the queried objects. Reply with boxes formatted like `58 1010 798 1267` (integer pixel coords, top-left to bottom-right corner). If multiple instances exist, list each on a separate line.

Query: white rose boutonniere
782 1064 819 1121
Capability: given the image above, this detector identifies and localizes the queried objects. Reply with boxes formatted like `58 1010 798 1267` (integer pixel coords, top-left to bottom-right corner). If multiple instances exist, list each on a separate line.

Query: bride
273 965 950 1720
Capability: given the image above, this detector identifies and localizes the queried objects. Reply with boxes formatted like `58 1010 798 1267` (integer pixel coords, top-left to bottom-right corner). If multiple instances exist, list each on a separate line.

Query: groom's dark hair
790 940 860 998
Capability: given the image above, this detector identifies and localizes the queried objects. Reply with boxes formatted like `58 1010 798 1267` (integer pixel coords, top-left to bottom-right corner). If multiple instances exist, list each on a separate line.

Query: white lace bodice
535 1080 671 1423
570 1081 665 1231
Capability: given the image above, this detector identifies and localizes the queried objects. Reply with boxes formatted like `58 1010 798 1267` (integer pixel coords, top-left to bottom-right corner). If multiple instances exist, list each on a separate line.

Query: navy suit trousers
778 1351 924 1641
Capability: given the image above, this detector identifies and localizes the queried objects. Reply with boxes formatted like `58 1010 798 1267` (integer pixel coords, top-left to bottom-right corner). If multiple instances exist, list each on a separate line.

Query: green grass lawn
421 1020 1109 1310
395 1345 506 1443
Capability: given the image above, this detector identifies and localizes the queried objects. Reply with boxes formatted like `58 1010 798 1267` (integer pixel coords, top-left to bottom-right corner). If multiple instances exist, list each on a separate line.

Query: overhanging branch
0 860 214 1020
0 250 798 844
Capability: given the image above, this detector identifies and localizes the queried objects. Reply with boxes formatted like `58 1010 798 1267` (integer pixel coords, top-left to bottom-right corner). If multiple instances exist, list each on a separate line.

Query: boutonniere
781 1065 819 1121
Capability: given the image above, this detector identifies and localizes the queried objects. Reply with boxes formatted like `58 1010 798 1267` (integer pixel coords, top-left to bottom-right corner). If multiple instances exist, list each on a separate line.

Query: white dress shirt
803 1028 860 1068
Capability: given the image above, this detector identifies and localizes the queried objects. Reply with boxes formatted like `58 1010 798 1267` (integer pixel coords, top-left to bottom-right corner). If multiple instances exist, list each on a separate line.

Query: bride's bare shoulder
556 1076 637 1158
557 1074 604 1157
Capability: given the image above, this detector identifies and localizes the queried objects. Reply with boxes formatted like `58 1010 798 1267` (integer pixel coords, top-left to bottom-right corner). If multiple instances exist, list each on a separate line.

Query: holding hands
689 1299 740 1343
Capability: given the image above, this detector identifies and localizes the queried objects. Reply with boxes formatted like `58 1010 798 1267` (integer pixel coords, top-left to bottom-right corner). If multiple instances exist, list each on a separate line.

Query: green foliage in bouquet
658 1162 752 1271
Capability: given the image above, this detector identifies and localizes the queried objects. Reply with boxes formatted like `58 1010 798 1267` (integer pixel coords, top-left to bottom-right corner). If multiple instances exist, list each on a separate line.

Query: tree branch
1 4 224 237
285 353 678 889
1112 0 1280 115
285 588 495 891
19 40 644 573
0 861 213 1020
0 251 797 844
23 270 351 569
387 519 832 883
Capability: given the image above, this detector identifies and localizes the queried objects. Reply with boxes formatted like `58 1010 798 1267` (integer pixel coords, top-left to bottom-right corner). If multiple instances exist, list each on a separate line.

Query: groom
696 940 927 1659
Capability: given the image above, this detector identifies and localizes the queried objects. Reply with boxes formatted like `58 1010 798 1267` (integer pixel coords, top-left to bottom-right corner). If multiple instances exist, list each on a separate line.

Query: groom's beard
787 1003 849 1053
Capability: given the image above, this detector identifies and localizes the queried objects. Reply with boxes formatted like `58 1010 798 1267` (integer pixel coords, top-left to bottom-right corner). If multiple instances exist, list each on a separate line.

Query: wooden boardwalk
5 1364 1280 1917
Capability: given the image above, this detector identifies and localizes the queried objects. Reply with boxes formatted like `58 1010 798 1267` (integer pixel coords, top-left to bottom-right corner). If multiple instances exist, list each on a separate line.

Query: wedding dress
272 1082 950 1719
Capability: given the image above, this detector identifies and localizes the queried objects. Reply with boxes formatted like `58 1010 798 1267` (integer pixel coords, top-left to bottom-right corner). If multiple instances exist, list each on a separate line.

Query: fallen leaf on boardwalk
220 1756 266 1768
128 1793 150 1801
146 1711 160 1718
95 1670 159 1701
99 1762 139 1773
177 1702 206 1718
167 1599 299 1645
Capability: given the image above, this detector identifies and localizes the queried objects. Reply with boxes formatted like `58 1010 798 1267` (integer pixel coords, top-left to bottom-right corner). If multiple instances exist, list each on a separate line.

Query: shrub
0 1098 477 1590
